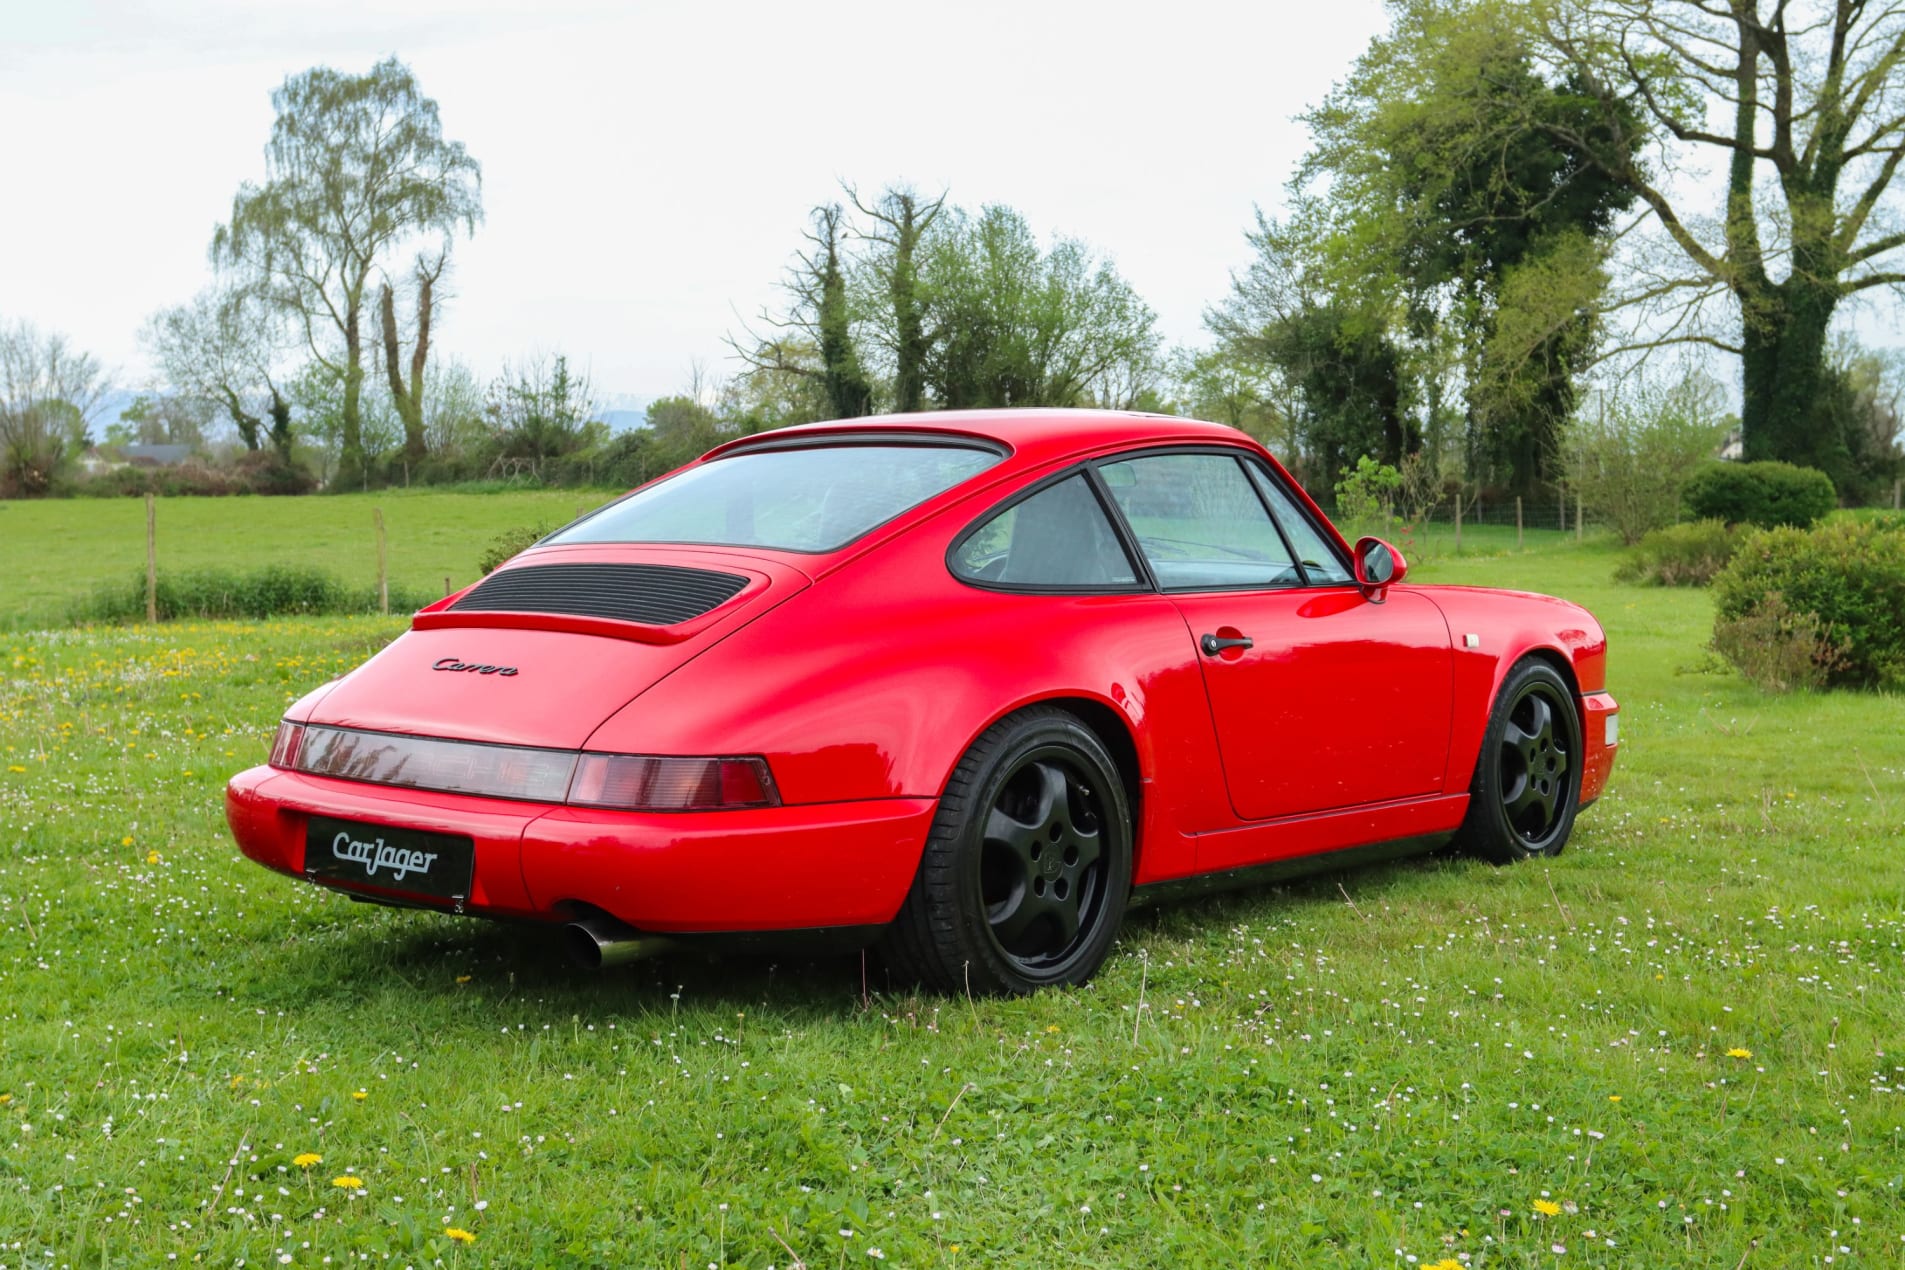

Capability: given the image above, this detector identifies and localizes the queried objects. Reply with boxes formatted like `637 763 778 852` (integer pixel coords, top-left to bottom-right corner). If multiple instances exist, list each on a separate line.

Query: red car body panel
226 409 1619 937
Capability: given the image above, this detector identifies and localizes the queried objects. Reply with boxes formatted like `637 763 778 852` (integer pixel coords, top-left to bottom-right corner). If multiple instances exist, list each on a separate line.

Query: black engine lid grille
451 562 750 626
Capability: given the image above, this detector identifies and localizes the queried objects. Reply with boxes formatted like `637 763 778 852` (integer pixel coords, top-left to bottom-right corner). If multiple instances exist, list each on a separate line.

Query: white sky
0 0 1391 403
5 0 1894 411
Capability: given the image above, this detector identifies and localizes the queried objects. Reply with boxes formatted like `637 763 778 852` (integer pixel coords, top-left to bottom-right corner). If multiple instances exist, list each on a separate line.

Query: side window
950 474 1138 589
1246 464 1355 585
1098 453 1300 590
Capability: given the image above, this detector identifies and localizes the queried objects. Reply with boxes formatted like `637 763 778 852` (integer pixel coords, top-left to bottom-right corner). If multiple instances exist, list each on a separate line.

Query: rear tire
1460 659 1582 864
882 708 1132 996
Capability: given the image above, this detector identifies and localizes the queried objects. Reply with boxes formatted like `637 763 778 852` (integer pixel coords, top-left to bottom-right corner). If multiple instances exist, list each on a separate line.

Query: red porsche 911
227 410 1618 994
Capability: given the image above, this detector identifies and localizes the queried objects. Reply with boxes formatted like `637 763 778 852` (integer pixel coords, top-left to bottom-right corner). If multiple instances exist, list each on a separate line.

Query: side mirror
1353 536 1407 594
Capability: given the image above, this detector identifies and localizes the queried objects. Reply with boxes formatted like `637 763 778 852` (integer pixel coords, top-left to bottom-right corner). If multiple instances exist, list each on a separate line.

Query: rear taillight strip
265 721 779 812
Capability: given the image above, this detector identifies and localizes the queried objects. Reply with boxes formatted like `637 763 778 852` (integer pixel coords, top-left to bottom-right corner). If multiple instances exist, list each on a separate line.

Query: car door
1098 449 1453 822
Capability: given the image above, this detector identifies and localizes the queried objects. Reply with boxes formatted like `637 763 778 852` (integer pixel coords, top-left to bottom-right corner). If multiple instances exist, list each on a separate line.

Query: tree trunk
1739 280 1841 475
339 304 366 489
221 388 262 450
380 280 430 462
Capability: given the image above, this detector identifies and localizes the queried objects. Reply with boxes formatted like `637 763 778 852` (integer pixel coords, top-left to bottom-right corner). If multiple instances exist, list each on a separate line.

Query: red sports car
227 410 1618 994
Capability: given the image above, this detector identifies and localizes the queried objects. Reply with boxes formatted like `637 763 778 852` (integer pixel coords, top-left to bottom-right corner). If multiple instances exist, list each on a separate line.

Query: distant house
122 444 193 467
1718 427 1743 462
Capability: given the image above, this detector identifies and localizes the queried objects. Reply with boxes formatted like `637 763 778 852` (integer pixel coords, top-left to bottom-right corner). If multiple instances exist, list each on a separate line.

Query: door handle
1200 633 1254 657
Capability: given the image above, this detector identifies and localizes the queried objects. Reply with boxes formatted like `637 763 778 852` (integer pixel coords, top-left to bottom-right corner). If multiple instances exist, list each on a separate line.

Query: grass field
1 502 1902 1266
0 491 621 629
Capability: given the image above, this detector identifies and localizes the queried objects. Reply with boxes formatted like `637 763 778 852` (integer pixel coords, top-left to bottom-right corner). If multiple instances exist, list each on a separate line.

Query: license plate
304 816 474 902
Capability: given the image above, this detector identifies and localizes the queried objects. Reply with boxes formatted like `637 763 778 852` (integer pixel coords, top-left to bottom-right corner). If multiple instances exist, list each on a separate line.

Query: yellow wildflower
1427 1261 1464 1270
332 1175 364 1190
352 1089 368 1101
6 766 24 774
0 1094 11 1105
455 975 472 984
294 1152 322 1168
1533 1198 1562 1216
1609 1095 1622 1102
1726 1047 1753 1059
121 836 134 847
445 1228 476 1244
146 850 161 864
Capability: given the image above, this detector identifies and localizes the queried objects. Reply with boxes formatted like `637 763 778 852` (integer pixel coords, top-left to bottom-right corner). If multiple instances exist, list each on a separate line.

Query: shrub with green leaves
1711 518 1905 689
1563 379 1727 545
1682 460 1837 528
1614 519 1740 586
71 565 434 624
478 523 555 575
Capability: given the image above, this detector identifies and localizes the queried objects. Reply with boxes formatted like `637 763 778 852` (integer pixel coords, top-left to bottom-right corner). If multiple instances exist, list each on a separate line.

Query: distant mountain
596 393 654 433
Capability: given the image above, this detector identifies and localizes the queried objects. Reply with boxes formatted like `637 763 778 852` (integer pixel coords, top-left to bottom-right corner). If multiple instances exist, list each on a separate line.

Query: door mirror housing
1353 536 1407 593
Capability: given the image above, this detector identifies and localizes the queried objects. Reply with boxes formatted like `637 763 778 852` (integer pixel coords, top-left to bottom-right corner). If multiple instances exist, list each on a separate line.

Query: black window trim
1091 444 1356 596
945 465 1152 596
1235 453 1358 587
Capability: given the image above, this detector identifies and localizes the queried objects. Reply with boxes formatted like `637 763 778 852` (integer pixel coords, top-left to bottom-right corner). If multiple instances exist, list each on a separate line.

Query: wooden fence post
1516 496 1524 551
1575 489 1584 542
1453 491 1463 554
1894 478 1901 511
144 493 157 625
373 507 388 616
444 575 452 598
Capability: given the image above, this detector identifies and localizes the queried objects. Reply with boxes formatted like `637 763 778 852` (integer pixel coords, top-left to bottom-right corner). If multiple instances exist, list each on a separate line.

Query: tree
732 204 874 419
486 355 596 470
1564 372 1728 543
379 253 447 463
213 57 481 488
1530 0 1905 476
849 184 947 412
921 205 1161 409
0 320 107 496
1270 0 1643 493
1813 341 1905 502
116 393 215 449
1207 212 1413 484
145 286 294 454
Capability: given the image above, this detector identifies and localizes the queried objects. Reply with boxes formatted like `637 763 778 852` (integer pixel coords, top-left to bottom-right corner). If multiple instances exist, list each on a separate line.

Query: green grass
0 491 621 630
2 524 1903 1265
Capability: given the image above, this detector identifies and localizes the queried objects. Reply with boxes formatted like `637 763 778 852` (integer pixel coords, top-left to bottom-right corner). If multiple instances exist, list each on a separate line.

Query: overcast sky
0 0 1394 403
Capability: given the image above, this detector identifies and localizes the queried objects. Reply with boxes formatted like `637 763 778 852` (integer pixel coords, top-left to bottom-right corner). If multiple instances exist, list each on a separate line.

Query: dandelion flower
146 850 161 864
293 1153 322 1168
121 836 134 847
352 1090 368 1101
332 1176 364 1190
1726 1047 1752 1059
0 1094 11 1105
1609 1095 1621 1102
1533 1198 1562 1217
445 1228 476 1244
455 975 472 984
1428 1260 1465 1270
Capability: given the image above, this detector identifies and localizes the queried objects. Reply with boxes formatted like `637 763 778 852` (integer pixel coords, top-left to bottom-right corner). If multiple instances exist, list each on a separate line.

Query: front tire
1460 659 1582 864
882 708 1132 996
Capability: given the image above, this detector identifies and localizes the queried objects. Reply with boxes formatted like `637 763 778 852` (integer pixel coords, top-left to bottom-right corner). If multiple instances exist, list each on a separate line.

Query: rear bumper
226 766 936 933
1577 691 1619 808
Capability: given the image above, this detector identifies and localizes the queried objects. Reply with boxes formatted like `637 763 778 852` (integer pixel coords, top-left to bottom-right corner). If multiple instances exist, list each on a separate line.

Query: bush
478 523 556 575
1710 518 1905 690
70 565 435 624
1682 460 1837 528
69 454 317 498
1614 519 1741 586
1711 591 1848 692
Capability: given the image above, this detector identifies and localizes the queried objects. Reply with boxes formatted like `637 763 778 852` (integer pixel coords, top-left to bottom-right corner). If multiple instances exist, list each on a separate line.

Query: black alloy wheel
1460 659 1582 863
883 708 1132 995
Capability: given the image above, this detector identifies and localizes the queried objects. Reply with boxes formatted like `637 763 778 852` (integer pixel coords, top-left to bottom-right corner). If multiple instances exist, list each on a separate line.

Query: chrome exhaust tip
563 915 671 970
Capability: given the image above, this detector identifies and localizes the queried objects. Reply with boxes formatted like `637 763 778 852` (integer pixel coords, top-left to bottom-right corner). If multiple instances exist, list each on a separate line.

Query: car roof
703 408 1258 469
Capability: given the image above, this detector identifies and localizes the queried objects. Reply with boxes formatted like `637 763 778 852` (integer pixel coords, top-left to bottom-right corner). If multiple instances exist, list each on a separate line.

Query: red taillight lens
567 755 779 811
268 721 305 769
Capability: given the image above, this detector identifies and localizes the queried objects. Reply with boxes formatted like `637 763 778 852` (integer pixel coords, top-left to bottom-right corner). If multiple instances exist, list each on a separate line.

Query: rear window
550 442 1002 553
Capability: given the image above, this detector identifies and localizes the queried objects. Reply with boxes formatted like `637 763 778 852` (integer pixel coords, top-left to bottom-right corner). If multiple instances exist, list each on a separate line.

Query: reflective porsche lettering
331 831 438 882
432 657 519 676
